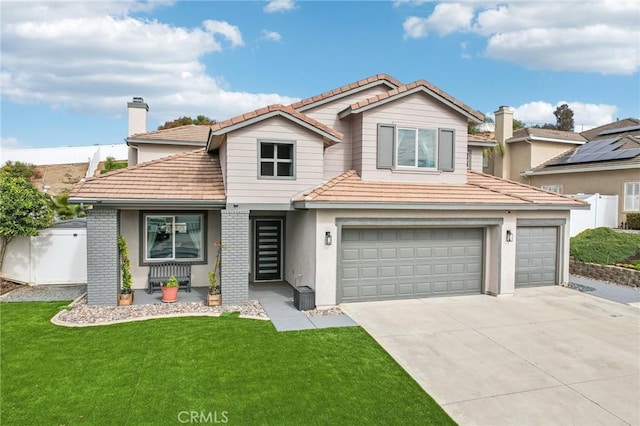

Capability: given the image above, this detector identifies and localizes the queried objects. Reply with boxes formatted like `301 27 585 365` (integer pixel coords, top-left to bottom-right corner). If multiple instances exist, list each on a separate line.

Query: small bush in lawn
570 227 640 265
626 213 640 230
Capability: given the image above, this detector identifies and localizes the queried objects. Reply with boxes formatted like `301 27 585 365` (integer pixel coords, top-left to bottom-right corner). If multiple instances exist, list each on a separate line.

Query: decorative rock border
570 260 640 288
52 293 270 327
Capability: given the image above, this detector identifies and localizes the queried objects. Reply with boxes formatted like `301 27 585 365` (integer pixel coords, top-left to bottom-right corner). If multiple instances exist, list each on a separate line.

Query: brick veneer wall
220 210 250 305
570 259 640 288
86 208 119 305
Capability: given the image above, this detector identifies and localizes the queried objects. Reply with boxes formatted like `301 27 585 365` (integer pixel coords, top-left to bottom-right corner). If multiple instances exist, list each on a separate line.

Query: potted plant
117 235 134 306
206 241 222 306
161 275 179 303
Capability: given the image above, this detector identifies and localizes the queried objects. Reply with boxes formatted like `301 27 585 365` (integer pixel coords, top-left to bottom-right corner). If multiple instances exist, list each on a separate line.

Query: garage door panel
515 226 557 288
339 227 484 302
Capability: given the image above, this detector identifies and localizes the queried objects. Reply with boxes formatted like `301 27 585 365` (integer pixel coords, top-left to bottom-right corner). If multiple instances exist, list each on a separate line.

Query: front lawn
0 303 453 425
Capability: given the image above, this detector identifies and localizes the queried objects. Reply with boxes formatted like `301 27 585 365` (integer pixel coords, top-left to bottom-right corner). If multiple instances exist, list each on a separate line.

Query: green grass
0 303 453 426
570 227 640 265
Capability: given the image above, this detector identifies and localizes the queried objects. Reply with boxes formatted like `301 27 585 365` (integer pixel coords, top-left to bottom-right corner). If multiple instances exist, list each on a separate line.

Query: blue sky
1 0 639 150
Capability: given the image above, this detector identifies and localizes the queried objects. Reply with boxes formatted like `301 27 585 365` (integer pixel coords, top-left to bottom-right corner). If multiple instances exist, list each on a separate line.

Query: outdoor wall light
506 230 514 242
325 231 333 246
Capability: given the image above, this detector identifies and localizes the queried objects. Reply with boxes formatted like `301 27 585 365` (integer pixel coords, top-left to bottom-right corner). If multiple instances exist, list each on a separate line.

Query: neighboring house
69 74 586 307
485 106 587 182
524 119 640 224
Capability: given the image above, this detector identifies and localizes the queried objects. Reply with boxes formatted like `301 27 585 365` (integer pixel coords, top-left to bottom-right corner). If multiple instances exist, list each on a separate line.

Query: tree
51 192 85 221
513 119 525 131
554 104 574 131
157 115 217 130
0 174 54 270
100 156 127 174
1 161 40 180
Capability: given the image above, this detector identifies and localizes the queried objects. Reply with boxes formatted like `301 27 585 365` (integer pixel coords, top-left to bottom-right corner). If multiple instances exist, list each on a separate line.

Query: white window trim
143 213 205 263
541 184 562 194
258 140 296 180
624 181 640 212
394 127 438 170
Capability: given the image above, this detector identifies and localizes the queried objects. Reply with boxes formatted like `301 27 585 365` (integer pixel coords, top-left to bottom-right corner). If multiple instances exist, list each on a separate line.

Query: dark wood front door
254 219 283 281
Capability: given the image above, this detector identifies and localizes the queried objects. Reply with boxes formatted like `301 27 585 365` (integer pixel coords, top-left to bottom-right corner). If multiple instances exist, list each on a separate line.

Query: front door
254 219 283 281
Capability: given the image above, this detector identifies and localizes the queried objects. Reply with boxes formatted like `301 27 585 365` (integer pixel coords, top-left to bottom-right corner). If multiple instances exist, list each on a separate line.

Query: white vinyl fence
569 194 618 237
1 222 87 285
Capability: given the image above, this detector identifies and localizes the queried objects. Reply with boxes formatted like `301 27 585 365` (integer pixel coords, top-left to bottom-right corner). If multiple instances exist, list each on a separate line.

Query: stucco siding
530 169 640 223
531 141 576 169
224 117 325 205
507 142 532 183
136 144 199 164
285 210 317 288
302 86 390 179
119 209 221 290
359 93 469 183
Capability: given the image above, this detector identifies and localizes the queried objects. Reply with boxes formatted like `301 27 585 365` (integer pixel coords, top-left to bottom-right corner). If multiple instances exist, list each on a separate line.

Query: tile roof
128 125 211 143
208 104 343 143
69 149 225 203
508 127 587 143
289 74 402 110
343 80 485 123
294 170 585 208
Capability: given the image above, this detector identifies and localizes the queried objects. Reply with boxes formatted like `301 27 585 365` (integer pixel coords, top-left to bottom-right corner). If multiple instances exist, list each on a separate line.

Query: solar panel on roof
597 125 640 136
546 137 640 166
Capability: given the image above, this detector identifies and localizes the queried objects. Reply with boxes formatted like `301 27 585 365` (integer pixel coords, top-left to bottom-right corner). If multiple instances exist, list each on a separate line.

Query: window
396 127 436 168
144 214 204 262
482 150 489 168
541 185 562 194
624 182 640 211
259 141 294 178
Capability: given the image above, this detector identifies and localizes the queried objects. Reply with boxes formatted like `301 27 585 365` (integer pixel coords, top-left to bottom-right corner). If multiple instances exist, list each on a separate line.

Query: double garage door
339 228 483 303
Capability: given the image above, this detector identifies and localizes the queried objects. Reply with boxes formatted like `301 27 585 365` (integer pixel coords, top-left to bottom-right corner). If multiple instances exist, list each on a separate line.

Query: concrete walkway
249 282 356 332
342 286 640 426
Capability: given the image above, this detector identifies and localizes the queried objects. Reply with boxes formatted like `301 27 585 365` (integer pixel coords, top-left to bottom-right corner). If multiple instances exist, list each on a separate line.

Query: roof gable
207 104 343 150
581 118 640 141
337 80 484 124
290 74 402 112
507 127 586 144
69 148 225 206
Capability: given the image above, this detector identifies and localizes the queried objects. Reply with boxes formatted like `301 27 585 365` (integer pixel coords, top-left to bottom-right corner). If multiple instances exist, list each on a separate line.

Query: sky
1 0 639 150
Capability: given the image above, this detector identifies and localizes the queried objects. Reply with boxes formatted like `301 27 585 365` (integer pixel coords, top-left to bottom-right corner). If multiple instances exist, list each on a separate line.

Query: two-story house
70 75 585 307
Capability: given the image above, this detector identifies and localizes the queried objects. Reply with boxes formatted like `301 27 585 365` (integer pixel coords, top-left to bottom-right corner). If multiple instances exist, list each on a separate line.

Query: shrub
100 157 127 174
570 227 640 265
626 213 640 230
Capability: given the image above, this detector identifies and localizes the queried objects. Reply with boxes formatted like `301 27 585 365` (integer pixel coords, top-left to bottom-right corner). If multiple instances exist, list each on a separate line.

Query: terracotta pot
118 291 134 306
206 294 222 306
161 286 179 303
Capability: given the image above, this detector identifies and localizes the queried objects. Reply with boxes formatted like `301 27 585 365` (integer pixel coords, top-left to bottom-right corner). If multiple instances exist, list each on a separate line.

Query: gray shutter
377 124 395 169
438 129 455 172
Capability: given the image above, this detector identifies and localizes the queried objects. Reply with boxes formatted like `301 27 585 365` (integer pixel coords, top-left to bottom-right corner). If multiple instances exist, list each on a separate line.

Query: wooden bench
147 262 192 294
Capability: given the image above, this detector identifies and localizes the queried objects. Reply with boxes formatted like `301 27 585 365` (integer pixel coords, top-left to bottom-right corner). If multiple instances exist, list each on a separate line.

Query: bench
147 262 192 294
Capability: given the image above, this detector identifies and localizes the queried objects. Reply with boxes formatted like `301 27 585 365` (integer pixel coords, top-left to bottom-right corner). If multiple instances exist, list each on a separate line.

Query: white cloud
0 137 26 150
513 101 617 130
260 30 282 42
264 0 296 13
404 3 474 37
402 0 640 75
393 0 430 7
203 20 244 47
0 2 297 124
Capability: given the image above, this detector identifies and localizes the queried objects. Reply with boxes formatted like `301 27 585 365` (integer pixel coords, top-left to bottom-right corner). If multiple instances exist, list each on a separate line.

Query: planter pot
161 286 179 303
206 294 222 306
118 291 134 306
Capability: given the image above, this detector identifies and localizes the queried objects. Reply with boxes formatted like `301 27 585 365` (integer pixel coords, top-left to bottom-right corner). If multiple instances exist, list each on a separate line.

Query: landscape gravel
53 296 268 326
0 284 87 302
303 306 345 317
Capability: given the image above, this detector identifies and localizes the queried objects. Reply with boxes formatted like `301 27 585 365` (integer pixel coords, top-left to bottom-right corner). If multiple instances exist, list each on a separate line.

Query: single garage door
515 227 557 287
339 228 483 302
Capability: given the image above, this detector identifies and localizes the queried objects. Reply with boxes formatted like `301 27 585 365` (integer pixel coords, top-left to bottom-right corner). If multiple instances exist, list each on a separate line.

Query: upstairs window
377 124 454 172
541 185 562 194
624 182 640 211
259 141 295 178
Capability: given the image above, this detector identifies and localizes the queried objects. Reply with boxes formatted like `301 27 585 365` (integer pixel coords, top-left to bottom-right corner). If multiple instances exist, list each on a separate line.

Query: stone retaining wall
570 260 640 288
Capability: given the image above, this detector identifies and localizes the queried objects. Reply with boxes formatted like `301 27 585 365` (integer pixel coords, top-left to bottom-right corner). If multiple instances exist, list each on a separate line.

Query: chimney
494 106 513 144
127 97 148 137
494 106 514 180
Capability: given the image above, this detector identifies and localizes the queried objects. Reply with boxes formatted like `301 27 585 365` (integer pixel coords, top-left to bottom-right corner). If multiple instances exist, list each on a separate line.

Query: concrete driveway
341 286 640 426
